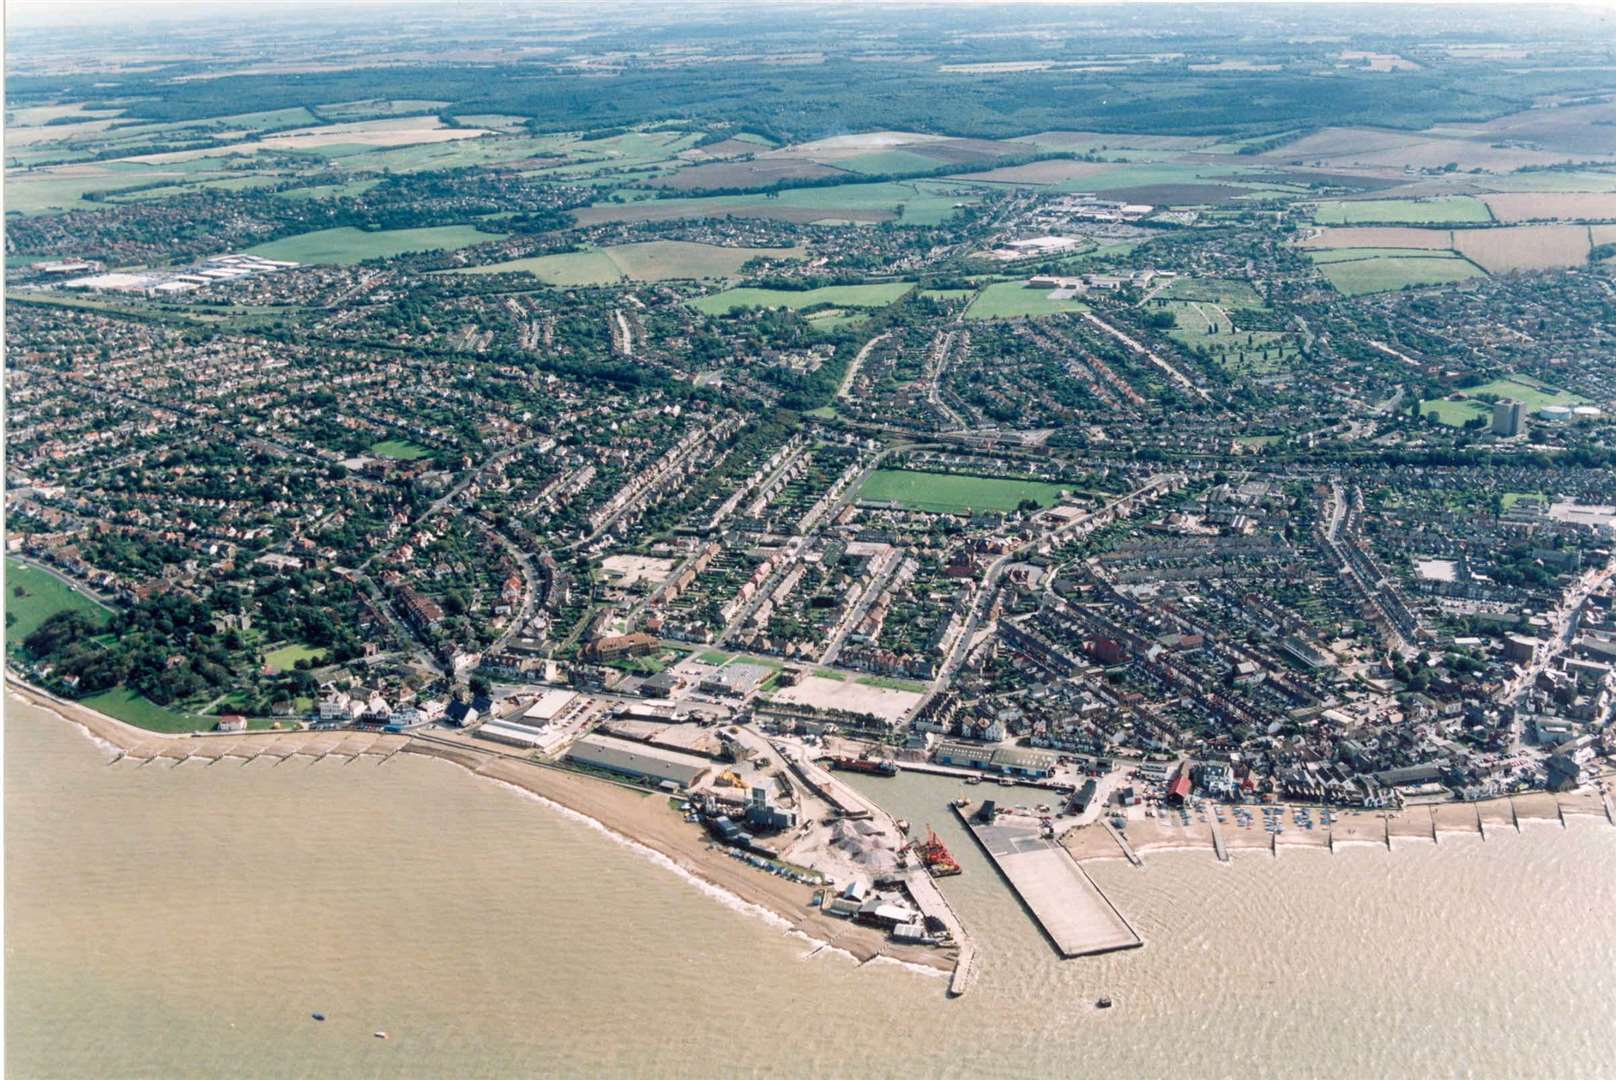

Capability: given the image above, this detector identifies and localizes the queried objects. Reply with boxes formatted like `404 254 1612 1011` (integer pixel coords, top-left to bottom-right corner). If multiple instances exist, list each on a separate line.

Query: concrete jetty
955 804 1141 958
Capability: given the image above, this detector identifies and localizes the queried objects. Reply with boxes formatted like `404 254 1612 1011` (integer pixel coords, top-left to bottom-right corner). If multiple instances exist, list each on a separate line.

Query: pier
955 804 1141 958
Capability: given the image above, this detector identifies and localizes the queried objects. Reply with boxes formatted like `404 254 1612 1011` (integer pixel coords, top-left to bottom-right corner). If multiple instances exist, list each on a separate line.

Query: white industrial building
566 733 711 788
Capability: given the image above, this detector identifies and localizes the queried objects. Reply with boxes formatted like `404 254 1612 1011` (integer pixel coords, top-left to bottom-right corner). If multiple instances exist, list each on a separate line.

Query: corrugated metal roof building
567 733 711 788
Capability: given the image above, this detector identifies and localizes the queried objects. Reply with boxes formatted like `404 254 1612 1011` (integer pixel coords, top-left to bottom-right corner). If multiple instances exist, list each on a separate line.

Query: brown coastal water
7 701 1616 1079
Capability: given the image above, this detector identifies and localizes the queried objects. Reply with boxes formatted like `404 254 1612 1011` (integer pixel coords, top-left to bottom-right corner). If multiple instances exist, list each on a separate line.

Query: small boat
965 776 981 786
374 1031 389 1040
897 819 911 834
1096 997 1113 1009
311 1013 326 1022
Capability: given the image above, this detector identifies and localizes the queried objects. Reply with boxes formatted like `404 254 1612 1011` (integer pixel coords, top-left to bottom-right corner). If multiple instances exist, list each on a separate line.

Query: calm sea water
7 702 1616 1080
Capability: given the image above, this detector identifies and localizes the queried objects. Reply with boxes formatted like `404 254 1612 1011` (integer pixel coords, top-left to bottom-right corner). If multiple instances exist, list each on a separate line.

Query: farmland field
1318 254 1483 295
370 439 434 459
1298 226 1453 250
1451 224 1592 272
5 558 110 650
246 225 505 265
1313 197 1490 225
858 469 1068 513
963 281 1087 319
652 157 844 191
689 282 913 315
452 240 802 283
1479 193 1616 222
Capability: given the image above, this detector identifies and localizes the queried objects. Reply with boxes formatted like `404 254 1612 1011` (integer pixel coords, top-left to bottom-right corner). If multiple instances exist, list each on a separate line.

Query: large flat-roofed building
566 733 711 788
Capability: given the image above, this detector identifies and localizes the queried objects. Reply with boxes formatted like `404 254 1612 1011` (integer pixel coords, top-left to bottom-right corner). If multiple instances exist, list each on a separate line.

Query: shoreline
1062 783 1615 866
5 677 953 978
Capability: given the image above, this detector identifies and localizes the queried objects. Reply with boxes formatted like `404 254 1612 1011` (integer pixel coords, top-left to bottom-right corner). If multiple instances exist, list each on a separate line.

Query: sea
7 700 1616 1080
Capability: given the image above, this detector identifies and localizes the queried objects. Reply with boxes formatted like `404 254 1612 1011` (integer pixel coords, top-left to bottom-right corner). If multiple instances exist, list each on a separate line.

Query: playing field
1464 376 1587 410
370 439 434 460
963 281 1087 320
858 469 1067 513
5 558 110 649
1313 197 1491 225
1419 398 1491 426
453 240 802 284
689 282 913 315
1317 253 1483 295
246 224 505 265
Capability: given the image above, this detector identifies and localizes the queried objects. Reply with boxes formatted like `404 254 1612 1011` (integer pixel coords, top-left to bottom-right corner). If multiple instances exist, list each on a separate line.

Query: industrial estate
6 1 1616 1005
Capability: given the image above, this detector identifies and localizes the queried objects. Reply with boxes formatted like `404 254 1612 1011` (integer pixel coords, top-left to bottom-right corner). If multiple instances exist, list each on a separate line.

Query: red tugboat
827 756 898 778
916 826 961 877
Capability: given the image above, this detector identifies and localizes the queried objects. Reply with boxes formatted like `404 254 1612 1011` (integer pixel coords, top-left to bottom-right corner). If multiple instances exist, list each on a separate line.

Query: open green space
78 686 211 734
855 674 928 692
1464 375 1588 410
6 558 110 650
1318 254 1483 295
858 469 1067 513
690 282 913 315
1419 398 1491 426
263 642 328 673
1313 196 1491 225
246 224 505 265
370 439 434 460
452 240 801 284
963 281 1087 320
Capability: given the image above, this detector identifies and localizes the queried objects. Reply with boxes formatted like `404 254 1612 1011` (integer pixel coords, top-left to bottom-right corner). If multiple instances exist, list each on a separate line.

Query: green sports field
962 281 1087 320
1318 254 1483 296
858 469 1067 513
370 439 434 460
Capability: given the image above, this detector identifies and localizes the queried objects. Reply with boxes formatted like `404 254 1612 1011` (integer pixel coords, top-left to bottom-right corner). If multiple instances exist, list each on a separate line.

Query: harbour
954 800 1142 958
9 703 1616 1078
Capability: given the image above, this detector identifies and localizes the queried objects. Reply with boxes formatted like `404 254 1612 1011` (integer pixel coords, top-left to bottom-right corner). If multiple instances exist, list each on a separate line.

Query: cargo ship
827 756 898 778
916 827 961 877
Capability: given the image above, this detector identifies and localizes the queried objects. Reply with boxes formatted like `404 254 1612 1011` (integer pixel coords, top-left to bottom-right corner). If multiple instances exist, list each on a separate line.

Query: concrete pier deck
956 805 1142 958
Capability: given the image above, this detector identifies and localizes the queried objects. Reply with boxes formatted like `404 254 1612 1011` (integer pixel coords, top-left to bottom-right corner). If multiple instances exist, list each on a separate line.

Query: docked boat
827 756 898 778
916 826 961 877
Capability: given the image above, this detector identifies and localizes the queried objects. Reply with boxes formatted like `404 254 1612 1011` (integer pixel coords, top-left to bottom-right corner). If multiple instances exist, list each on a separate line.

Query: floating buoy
311 1013 326 1022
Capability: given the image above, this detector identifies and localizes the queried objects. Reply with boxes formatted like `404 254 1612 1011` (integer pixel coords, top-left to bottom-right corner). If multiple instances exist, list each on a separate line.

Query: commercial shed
567 733 711 788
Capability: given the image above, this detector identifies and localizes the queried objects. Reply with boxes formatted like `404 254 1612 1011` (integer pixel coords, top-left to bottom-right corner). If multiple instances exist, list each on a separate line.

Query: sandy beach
4 677 951 974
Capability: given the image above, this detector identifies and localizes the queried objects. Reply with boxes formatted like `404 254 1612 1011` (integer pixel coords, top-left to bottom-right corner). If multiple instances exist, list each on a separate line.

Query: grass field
858 469 1067 513
6 558 110 650
246 224 505 265
1419 398 1491 426
856 674 929 692
370 439 433 460
1318 254 1483 295
452 240 801 284
1465 375 1588 410
79 686 210 734
963 281 1087 320
263 642 328 672
690 282 913 315
1313 197 1491 225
